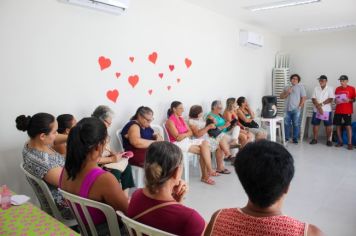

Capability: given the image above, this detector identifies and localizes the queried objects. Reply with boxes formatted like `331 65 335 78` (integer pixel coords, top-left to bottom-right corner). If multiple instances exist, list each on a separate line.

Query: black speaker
262 96 277 118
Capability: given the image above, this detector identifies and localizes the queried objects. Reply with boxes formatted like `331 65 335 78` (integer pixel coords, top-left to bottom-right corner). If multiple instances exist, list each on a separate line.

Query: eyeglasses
103 119 112 126
143 116 154 122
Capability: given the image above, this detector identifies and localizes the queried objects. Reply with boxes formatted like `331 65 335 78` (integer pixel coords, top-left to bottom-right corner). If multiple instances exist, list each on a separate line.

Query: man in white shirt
310 75 335 146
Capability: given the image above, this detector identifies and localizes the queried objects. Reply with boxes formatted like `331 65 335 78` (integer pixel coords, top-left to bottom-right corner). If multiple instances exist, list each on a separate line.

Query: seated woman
236 96 267 140
188 105 231 174
121 106 164 167
92 105 135 196
60 117 128 234
15 113 72 219
223 97 254 146
53 114 77 155
166 101 218 185
127 141 205 236
205 140 324 236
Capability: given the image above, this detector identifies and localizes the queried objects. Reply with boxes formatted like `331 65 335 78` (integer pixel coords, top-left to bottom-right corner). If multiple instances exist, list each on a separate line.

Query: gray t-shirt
284 84 306 111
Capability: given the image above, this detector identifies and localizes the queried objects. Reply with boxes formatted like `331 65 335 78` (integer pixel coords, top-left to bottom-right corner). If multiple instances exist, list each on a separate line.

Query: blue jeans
284 108 301 141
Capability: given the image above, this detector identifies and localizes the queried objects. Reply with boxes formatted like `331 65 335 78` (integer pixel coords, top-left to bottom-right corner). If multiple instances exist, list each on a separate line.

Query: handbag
206 118 222 138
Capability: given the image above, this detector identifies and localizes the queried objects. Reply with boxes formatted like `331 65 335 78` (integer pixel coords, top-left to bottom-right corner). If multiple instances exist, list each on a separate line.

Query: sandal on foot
201 178 215 185
216 169 231 174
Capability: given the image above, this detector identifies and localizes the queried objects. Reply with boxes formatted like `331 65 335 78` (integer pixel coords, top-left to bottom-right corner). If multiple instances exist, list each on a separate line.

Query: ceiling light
299 24 356 32
246 0 321 12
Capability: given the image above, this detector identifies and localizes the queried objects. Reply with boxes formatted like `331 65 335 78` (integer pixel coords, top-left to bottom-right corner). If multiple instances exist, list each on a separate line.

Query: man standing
280 74 307 144
333 75 355 150
310 75 334 146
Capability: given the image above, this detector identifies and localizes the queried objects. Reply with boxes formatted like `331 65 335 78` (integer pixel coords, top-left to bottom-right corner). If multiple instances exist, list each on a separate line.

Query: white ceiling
183 0 356 35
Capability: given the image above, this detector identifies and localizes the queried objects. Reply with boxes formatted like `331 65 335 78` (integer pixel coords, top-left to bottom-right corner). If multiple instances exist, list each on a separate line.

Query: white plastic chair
300 99 314 142
59 189 121 236
115 128 145 188
20 163 77 227
116 211 176 236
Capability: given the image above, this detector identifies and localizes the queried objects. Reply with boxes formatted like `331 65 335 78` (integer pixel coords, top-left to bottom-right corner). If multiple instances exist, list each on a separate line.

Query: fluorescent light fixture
299 24 356 32
246 0 321 12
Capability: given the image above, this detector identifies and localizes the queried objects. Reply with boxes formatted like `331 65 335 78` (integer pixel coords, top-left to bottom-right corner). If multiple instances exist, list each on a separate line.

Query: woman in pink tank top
60 118 128 233
165 101 219 185
205 141 324 236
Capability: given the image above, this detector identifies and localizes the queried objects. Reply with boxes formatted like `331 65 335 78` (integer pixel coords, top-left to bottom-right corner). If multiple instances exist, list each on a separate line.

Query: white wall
0 0 280 201
282 30 356 98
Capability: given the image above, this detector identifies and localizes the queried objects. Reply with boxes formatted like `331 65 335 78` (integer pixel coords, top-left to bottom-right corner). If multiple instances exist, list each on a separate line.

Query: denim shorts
311 112 332 126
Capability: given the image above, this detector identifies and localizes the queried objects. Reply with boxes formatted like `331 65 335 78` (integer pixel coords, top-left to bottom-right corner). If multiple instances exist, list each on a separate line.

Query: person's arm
307 224 325 236
236 109 252 123
280 86 292 99
204 210 221 236
43 167 63 187
127 124 155 148
246 104 255 120
166 119 189 141
189 122 214 138
96 173 129 214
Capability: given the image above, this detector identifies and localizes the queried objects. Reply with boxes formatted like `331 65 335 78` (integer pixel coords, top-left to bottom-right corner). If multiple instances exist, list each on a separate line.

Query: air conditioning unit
239 30 264 48
59 0 130 15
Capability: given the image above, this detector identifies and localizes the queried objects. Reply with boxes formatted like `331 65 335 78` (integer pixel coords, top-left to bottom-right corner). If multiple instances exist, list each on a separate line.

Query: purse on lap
206 118 222 138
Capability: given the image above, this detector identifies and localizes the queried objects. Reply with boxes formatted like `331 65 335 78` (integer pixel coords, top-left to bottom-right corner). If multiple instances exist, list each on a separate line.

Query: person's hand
224 121 231 128
172 180 188 203
317 107 324 115
154 133 164 141
287 86 293 94
111 153 122 162
207 123 216 130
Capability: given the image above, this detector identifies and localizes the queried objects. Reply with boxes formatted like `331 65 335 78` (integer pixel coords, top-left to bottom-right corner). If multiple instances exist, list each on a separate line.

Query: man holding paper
333 75 356 150
310 75 334 146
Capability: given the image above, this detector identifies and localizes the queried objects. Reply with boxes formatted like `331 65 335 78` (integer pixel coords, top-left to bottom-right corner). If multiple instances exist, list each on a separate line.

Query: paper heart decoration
106 89 119 103
167 85 172 90
129 56 135 63
148 89 153 95
98 56 111 70
128 75 139 88
148 52 158 64
185 58 192 68
115 72 121 78
158 73 164 79
177 78 181 83
169 65 175 71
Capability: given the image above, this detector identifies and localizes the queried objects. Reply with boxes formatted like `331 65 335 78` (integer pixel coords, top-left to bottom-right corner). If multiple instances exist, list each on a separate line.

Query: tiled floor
184 140 356 236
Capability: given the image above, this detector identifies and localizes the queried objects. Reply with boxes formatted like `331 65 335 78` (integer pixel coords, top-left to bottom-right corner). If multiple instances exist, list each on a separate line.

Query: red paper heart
185 58 192 68
128 75 139 88
98 56 111 70
106 89 119 103
148 52 158 64
129 56 135 63
169 65 175 71
115 72 121 78
158 73 164 79
167 85 172 91
148 89 153 95
177 78 181 83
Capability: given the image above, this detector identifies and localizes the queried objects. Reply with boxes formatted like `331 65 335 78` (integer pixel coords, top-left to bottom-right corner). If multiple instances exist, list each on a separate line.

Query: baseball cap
338 75 348 80
317 75 327 80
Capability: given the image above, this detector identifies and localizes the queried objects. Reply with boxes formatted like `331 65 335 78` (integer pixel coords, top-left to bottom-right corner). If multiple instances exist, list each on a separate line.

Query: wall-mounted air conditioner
59 0 130 15
239 30 264 48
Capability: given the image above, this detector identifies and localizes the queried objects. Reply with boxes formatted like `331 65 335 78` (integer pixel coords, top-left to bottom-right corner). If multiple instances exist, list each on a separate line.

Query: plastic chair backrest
150 124 165 139
162 121 170 142
116 211 176 236
116 128 125 152
20 163 76 227
59 189 121 236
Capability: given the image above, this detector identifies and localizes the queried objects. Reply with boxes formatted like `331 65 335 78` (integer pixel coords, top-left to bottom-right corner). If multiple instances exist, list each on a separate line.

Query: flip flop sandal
201 178 215 185
216 169 231 174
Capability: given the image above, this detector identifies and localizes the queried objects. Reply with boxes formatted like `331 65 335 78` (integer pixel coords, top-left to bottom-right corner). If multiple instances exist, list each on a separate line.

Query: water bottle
1 185 11 210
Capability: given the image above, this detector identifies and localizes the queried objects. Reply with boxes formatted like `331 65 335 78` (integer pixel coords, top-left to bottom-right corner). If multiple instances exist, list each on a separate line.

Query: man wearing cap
280 74 307 144
334 75 356 150
310 75 334 146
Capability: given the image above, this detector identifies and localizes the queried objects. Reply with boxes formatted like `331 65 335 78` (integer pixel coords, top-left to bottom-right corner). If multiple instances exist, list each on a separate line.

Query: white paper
11 195 30 205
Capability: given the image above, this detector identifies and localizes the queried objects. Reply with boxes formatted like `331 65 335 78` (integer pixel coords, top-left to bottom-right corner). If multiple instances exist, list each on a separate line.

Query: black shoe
326 141 332 147
309 139 318 145
292 139 298 144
